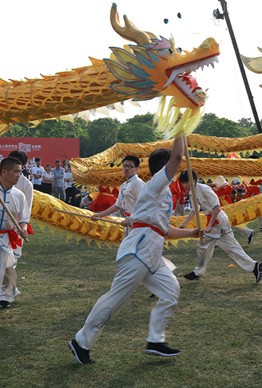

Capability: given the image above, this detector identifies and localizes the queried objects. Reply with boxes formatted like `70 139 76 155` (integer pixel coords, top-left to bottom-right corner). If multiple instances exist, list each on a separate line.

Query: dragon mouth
165 54 219 106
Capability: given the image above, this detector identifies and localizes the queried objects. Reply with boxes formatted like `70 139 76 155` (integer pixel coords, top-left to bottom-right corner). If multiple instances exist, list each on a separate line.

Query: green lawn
0 220 261 388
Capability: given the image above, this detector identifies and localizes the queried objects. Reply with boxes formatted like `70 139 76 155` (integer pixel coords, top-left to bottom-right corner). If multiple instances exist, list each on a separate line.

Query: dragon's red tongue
178 73 198 90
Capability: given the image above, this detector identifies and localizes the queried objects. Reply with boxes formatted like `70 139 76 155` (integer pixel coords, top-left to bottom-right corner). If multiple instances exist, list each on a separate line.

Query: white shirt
115 174 145 216
31 165 44 185
15 173 33 213
64 171 73 189
116 166 172 273
0 185 30 265
191 183 220 215
42 171 54 184
191 182 231 237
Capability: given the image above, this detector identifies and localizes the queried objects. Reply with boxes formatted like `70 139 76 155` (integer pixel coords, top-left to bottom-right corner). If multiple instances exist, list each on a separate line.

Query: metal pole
217 0 262 133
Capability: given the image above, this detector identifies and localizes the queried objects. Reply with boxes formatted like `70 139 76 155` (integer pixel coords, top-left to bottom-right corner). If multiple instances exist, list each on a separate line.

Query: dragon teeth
164 54 219 88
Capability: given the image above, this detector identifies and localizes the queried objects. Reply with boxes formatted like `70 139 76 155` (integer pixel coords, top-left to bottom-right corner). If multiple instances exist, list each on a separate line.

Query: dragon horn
110 3 153 45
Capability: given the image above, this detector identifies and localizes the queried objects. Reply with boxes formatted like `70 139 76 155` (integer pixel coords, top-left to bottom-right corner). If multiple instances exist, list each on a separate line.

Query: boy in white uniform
0 158 30 308
179 169 262 282
92 155 144 235
4 151 34 305
68 136 201 364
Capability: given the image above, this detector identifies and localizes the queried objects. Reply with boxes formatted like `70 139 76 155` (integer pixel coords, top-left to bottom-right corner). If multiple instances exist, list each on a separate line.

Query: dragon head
104 3 220 137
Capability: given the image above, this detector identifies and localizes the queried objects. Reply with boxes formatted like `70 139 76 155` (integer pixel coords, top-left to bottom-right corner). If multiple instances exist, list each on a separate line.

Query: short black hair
148 148 171 176
8 150 28 166
35 157 41 163
0 157 21 174
122 155 140 168
179 169 198 183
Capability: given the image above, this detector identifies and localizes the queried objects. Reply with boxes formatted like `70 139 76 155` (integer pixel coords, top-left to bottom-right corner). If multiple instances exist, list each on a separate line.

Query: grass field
0 220 261 388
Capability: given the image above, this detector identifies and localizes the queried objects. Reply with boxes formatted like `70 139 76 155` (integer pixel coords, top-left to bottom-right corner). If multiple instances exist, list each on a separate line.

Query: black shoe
145 342 180 357
0 300 11 308
248 231 255 245
184 272 200 281
68 339 94 364
253 262 262 283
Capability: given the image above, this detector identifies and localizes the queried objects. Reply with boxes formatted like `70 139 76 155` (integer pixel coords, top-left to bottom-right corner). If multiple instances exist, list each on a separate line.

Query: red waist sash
132 222 166 237
0 229 22 249
27 223 34 235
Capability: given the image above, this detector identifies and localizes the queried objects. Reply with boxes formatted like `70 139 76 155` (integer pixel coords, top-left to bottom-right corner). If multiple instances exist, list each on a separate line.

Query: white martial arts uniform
76 166 180 350
7 174 34 299
190 183 256 277
115 173 144 235
15 173 33 213
0 184 30 302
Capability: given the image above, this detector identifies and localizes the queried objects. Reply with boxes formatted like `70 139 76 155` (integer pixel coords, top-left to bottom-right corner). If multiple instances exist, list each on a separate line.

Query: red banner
0 137 79 169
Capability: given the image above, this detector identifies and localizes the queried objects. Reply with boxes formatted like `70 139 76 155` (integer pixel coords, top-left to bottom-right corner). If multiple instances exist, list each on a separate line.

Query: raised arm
165 136 185 181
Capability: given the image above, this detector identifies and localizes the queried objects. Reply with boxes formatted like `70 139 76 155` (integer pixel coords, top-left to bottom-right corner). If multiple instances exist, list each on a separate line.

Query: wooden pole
183 136 203 242
54 209 123 225
0 196 29 242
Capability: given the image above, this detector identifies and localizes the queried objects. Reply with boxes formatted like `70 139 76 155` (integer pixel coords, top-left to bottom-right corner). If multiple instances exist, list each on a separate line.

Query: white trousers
0 251 17 302
232 226 253 237
194 231 256 276
76 255 180 350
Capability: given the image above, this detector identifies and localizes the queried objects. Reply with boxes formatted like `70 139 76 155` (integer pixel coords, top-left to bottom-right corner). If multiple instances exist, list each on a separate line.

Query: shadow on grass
43 356 177 388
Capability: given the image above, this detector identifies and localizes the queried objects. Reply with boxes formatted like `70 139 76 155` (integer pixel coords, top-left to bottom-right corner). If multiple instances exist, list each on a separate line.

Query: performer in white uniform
0 158 30 308
4 151 34 305
179 170 262 282
92 155 144 235
68 136 201 364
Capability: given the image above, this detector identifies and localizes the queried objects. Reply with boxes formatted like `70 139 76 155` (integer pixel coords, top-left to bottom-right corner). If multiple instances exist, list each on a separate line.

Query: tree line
4 113 261 158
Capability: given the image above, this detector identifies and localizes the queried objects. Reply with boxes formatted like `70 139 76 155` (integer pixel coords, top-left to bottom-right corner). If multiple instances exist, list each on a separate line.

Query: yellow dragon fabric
0 4 219 139
32 191 262 247
70 134 262 189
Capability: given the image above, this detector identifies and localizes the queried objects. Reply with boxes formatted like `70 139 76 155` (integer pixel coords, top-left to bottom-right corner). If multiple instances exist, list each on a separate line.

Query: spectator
31 157 44 191
52 160 65 201
64 163 78 206
41 164 54 195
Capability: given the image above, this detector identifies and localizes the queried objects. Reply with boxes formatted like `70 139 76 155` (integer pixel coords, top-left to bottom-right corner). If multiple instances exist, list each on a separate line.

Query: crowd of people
27 158 87 207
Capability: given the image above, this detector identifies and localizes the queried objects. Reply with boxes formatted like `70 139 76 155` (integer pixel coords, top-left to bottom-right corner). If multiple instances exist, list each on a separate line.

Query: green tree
85 118 119 156
117 114 159 143
195 113 251 137
237 117 259 135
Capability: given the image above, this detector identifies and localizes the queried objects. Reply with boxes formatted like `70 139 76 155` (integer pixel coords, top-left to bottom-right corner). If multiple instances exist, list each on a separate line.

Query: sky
0 0 261 124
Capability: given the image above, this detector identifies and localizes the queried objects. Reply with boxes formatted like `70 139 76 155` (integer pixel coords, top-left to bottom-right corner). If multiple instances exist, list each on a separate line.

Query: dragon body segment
0 60 126 134
31 190 262 246
0 4 219 138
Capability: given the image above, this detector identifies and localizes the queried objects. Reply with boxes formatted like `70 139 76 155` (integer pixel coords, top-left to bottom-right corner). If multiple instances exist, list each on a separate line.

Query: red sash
132 222 166 237
0 229 22 249
27 223 34 235
206 214 219 227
